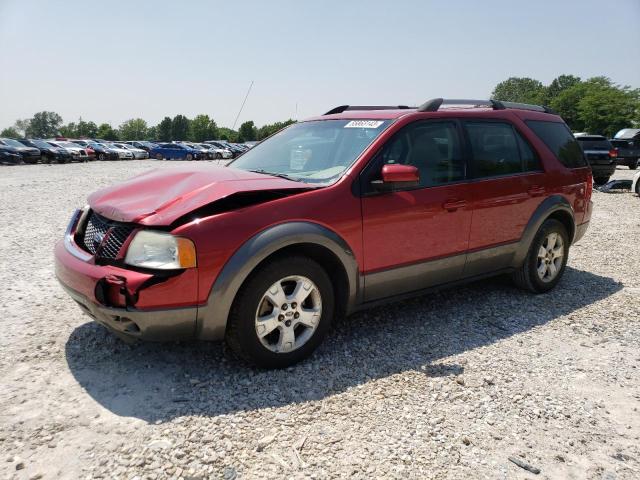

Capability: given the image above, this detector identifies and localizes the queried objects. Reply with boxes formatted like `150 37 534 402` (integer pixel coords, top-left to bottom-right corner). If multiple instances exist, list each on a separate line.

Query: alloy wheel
254 275 322 353
536 232 564 282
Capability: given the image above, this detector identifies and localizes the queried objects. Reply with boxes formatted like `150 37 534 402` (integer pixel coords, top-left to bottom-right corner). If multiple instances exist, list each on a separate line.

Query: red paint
381 164 419 183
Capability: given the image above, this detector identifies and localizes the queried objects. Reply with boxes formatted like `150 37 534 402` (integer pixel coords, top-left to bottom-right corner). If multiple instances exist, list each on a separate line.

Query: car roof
576 135 607 140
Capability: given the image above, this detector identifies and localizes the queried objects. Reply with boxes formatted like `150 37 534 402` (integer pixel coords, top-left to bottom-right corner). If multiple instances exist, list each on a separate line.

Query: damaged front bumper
54 211 199 341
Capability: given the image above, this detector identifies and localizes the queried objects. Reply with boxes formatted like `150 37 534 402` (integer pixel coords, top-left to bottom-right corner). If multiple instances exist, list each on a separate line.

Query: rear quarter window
525 120 586 168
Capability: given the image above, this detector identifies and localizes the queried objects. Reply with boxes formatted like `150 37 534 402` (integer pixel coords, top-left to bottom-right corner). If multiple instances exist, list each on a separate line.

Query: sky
1 0 639 131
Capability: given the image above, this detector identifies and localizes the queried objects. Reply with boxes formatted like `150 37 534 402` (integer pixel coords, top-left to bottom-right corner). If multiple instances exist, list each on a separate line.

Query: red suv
55 98 593 368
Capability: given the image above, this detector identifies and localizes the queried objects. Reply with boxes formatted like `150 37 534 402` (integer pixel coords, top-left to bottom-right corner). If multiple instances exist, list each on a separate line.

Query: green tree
189 114 218 142
25 111 63 138
13 119 30 137
157 117 172 141
545 74 582 103
550 83 588 131
576 77 640 137
118 118 148 140
96 123 119 140
145 126 158 141
237 120 257 142
491 77 546 105
217 127 238 142
59 123 78 138
1 127 20 138
171 115 190 141
77 119 98 138
257 119 296 140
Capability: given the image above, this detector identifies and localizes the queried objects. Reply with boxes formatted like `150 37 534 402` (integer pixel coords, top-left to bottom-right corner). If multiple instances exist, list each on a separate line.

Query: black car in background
0 145 23 165
0 138 41 164
575 135 617 185
19 139 72 163
72 140 119 160
610 129 640 170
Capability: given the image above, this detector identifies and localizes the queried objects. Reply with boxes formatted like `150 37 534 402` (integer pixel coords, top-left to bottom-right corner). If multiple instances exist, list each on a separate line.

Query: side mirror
372 164 420 191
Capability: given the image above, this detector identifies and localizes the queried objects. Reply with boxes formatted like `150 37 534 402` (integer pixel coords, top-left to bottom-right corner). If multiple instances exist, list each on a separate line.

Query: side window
378 121 465 187
464 122 541 177
525 120 587 168
464 122 522 177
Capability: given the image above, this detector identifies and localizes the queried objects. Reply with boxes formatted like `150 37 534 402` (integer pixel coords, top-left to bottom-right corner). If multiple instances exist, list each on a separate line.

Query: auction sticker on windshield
344 120 384 128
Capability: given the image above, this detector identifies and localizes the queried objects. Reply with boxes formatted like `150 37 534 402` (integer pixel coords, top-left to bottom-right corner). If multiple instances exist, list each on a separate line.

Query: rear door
361 120 472 301
462 120 546 275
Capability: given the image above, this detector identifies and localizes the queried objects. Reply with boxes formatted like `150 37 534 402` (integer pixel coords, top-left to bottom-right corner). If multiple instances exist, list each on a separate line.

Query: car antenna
232 80 254 130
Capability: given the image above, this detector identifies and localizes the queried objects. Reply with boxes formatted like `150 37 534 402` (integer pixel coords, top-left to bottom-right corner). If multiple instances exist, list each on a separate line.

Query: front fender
196 222 359 340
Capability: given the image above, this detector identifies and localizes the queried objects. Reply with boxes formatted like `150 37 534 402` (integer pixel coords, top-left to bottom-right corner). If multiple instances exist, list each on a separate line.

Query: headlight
124 230 196 269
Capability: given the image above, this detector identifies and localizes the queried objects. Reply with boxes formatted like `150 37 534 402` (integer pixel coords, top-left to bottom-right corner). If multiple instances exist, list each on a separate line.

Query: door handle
443 199 467 212
528 186 545 197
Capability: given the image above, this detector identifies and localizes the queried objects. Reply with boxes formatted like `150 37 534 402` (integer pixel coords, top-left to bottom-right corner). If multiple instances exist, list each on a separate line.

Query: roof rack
417 98 558 115
324 105 414 115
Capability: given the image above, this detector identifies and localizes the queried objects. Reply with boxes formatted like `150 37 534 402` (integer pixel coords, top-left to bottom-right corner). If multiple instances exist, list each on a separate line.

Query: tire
185 153 193 161
512 219 569 294
629 159 638 170
226 256 335 368
215 152 222 160
635 180 640 196
594 176 609 185
98 153 105 161
155 153 164 160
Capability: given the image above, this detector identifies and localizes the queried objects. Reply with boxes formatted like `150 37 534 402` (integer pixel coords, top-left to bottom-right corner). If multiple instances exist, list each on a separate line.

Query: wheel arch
512 195 575 267
196 222 360 340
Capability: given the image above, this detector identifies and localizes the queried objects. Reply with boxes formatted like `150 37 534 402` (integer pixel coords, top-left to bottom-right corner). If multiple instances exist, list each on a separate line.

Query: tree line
0 113 296 143
3 75 637 142
491 75 639 137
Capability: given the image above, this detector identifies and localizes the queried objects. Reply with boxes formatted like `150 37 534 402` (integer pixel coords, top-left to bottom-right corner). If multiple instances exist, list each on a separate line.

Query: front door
360 120 472 301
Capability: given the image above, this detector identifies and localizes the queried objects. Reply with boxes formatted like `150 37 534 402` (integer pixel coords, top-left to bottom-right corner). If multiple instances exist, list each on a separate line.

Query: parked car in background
122 141 158 152
574 135 617 185
610 128 640 170
0 145 23 165
47 140 90 162
149 143 203 160
113 143 149 159
71 140 119 161
243 141 259 148
19 139 72 163
0 138 41 164
205 140 242 158
55 98 592 368
632 170 640 195
100 142 134 160
176 142 211 160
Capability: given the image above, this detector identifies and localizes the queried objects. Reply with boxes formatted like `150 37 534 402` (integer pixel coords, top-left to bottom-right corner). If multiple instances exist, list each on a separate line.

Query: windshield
2 138 25 147
231 119 392 184
31 140 51 148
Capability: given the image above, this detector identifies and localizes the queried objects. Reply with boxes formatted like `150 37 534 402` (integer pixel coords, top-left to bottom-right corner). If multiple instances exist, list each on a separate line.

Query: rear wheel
226 256 334 368
155 153 164 160
629 159 638 170
185 153 193 161
512 219 569 293
98 153 105 161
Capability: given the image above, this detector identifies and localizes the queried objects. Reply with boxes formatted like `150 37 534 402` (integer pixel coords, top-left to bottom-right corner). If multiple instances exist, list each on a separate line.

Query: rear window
576 138 611 150
525 120 587 168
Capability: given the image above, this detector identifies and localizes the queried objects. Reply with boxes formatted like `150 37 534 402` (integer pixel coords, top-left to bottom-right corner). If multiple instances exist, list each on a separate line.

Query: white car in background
113 143 149 159
632 170 640 195
102 142 134 160
47 140 90 162
197 143 233 159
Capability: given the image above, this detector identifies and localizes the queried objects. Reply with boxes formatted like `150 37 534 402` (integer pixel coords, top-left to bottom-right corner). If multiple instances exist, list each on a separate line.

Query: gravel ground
0 161 639 480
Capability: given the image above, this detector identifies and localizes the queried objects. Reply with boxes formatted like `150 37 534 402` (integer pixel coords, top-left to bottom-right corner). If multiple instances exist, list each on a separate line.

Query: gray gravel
1 161 639 479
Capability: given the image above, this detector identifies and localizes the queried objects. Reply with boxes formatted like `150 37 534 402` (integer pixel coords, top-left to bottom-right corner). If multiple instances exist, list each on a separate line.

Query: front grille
80 211 134 259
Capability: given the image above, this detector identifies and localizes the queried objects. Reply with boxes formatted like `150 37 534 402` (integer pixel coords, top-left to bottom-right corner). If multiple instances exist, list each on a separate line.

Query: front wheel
185 153 193 161
226 256 334 368
512 219 569 293
155 153 164 160
629 159 638 170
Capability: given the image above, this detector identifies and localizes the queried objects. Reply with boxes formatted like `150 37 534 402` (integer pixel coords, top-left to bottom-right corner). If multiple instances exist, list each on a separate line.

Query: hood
88 165 315 226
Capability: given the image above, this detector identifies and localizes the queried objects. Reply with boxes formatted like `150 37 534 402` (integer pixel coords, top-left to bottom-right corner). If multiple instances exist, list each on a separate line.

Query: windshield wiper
248 169 299 182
